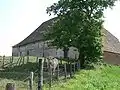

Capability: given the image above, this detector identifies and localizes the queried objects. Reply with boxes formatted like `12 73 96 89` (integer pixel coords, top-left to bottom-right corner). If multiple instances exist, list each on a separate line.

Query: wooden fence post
22 56 25 64
6 83 16 90
18 57 22 66
64 63 67 81
78 60 81 69
29 72 34 90
73 62 76 74
76 62 79 71
36 57 38 63
11 56 14 67
9 57 12 68
11 56 13 62
38 58 44 90
16 57 20 66
27 55 29 63
70 62 73 78
27 51 29 63
60 59 62 64
2 55 5 68
49 62 52 88
57 64 59 81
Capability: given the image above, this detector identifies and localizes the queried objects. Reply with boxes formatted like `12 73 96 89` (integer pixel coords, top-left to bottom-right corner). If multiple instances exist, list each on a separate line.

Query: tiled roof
102 28 120 54
13 18 120 54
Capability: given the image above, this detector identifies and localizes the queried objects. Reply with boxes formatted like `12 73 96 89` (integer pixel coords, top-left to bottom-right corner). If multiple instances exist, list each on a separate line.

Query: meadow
0 56 120 90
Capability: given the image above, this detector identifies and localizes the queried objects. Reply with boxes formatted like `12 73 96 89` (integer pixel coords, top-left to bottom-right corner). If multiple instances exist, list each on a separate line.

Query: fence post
2 55 5 68
76 62 79 71
36 57 38 63
5 83 16 90
38 58 44 90
11 56 14 67
22 56 25 64
27 51 29 63
16 57 20 66
49 62 52 88
60 59 62 64
57 64 59 81
11 56 13 62
29 72 34 90
18 57 22 66
70 62 73 78
9 57 12 68
78 60 81 69
73 62 76 74
27 55 29 63
64 63 67 81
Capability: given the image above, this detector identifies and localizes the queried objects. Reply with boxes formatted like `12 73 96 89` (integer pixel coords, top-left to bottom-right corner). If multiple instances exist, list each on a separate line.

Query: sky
0 0 120 56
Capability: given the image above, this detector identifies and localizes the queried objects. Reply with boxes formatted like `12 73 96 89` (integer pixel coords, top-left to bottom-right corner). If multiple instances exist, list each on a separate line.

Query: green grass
0 79 28 90
0 56 120 90
0 64 120 90
0 56 38 90
48 65 120 90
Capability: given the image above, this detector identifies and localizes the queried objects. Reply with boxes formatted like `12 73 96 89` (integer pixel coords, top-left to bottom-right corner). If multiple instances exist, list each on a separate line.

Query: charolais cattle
44 56 59 75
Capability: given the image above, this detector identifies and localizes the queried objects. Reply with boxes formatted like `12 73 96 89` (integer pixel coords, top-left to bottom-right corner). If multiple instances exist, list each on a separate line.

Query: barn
12 18 120 65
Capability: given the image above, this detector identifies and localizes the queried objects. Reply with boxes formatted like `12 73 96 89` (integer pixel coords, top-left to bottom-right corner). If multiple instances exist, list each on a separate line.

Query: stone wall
103 51 120 65
13 43 120 65
12 41 79 59
12 47 19 56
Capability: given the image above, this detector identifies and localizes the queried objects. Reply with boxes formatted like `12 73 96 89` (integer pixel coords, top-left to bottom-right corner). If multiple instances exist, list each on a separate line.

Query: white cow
45 56 59 75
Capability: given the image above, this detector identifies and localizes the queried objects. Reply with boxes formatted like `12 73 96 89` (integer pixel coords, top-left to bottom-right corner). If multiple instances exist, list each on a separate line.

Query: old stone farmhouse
12 18 120 65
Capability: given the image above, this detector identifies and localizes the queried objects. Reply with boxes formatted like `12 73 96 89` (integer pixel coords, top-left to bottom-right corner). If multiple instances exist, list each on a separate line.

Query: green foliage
46 65 120 90
45 0 117 66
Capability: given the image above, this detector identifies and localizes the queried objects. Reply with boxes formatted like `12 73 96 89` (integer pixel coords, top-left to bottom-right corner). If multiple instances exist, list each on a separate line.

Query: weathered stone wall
103 51 120 65
13 43 120 65
12 47 19 56
12 42 43 56
12 42 79 59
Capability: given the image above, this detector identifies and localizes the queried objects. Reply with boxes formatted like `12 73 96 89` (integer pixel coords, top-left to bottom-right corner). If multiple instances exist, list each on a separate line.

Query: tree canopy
45 0 117 67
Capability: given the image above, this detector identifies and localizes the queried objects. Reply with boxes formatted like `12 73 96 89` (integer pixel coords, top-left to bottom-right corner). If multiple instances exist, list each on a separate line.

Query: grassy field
48 65 120 90
0 63 120 90
0 56 38 90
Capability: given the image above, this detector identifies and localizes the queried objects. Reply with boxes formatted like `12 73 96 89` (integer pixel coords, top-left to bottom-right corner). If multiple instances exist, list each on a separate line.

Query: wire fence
0 56 81 90
0 56 38 89
0 56 38 69
35 58 81 90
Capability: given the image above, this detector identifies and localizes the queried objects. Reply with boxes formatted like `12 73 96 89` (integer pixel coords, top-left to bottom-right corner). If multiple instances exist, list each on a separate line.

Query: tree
45 0 117 67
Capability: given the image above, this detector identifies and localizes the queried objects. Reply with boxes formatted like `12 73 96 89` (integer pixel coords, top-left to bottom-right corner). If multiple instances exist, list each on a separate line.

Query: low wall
104 51 120 65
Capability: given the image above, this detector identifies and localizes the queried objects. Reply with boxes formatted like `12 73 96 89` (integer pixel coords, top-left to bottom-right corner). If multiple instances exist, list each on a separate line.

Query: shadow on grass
0 61 86 81
0 62 38 80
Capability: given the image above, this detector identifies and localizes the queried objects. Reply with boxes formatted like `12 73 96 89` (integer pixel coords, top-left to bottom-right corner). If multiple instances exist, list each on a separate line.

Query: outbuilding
12 18 120 65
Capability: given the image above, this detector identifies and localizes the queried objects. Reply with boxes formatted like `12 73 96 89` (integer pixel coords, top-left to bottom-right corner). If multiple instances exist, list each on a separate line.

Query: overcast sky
0 0 120 56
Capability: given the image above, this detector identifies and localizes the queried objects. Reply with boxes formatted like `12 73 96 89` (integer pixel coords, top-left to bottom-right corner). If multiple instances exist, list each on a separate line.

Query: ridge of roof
12 18 120 54
13 18 56 48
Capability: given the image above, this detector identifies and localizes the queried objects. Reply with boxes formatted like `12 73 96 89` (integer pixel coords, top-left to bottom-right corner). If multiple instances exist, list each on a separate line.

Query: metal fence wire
0 56 81 90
